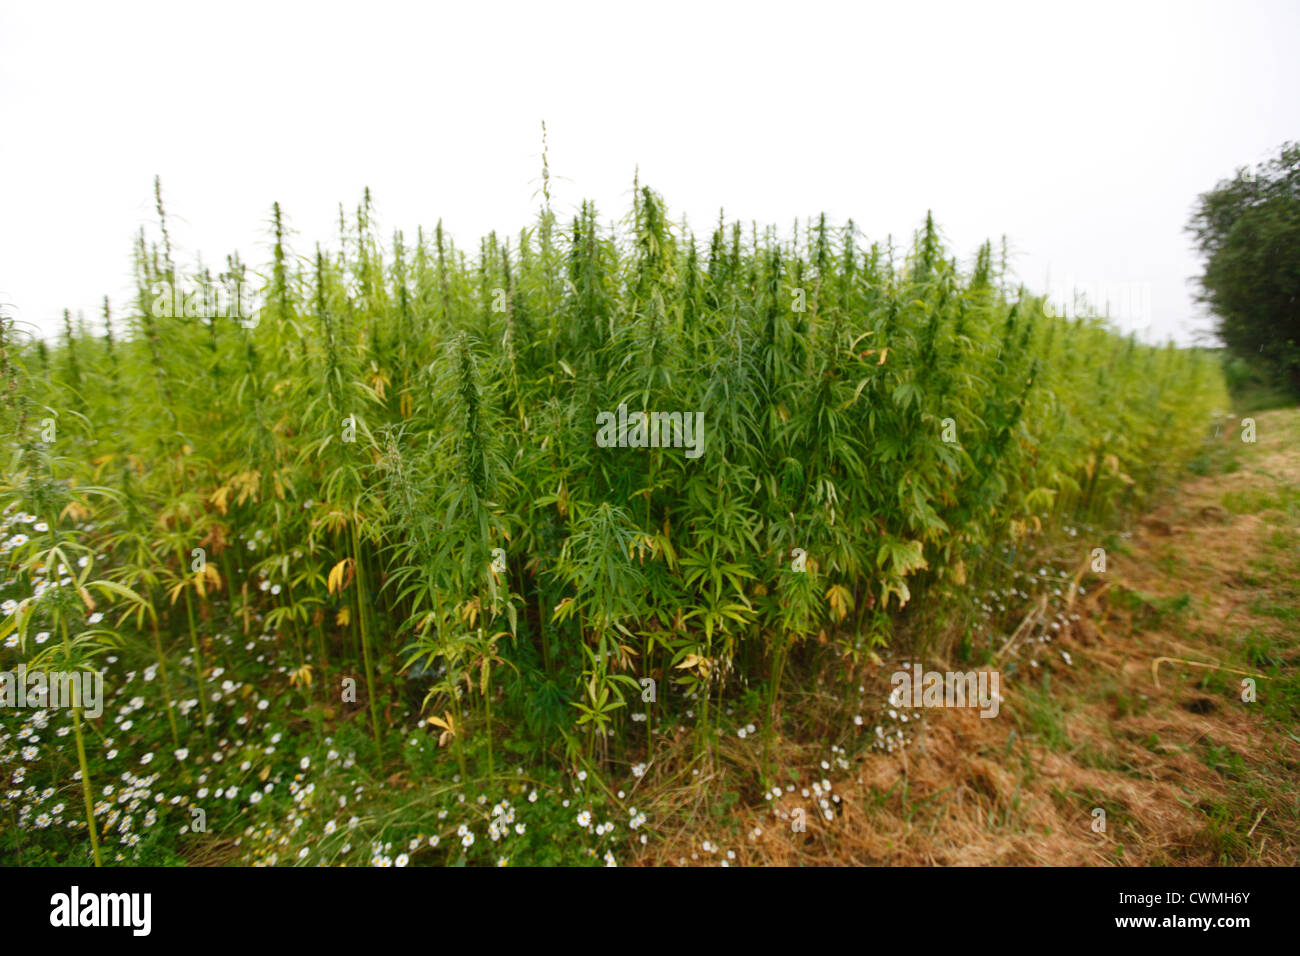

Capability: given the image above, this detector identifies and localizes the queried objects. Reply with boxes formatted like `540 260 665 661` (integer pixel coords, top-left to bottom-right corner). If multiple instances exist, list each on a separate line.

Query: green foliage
0 179 1230 864
1188 141 1300 397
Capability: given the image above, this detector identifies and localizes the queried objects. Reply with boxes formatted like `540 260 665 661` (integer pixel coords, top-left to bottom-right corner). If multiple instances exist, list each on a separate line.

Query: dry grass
631 407 1300 866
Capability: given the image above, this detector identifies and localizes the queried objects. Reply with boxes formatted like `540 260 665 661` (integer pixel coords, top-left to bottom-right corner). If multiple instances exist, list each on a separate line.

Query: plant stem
151 621 181 749
352 520 384 764
61 617 102 867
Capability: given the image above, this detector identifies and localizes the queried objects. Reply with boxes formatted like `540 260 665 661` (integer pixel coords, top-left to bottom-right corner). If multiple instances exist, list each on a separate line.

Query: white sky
2 0 1298 345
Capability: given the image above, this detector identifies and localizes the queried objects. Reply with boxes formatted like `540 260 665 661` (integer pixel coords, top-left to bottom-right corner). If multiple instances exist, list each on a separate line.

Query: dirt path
649 407 1300 866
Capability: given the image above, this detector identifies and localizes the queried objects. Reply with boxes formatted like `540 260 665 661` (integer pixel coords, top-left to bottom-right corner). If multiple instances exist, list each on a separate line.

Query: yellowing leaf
825 583 854 622
675 653 713 678
427 711 457 747
327 558 354 595
60 500 91 523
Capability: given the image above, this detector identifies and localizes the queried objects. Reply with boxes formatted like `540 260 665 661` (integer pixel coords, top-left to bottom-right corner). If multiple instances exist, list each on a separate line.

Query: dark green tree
1188 141 1300 395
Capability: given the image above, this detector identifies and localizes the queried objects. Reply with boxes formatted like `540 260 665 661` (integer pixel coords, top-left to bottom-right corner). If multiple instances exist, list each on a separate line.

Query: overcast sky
2 0 1297 345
